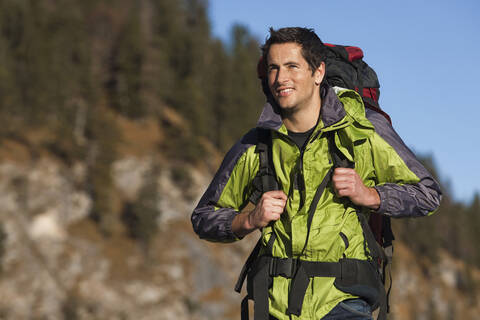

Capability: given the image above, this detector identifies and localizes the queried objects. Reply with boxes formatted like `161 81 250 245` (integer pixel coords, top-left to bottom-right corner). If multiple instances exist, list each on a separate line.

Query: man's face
267 42 324 113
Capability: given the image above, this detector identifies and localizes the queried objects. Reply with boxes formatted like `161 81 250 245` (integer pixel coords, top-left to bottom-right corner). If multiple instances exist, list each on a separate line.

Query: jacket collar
256 85 347 132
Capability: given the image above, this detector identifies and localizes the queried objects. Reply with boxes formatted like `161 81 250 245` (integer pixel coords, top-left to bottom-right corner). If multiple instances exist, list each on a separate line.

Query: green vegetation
0 0 263 244
0 0 263 157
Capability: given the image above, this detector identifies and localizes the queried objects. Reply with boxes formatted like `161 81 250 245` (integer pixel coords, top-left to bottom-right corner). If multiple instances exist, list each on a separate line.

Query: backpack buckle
269 258 298 278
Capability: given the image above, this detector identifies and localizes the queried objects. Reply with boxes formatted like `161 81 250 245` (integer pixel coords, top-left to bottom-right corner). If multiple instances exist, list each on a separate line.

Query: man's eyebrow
268 61 299 67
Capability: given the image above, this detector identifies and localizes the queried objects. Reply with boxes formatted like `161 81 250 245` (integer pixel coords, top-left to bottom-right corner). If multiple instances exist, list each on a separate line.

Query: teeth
279 88 293 94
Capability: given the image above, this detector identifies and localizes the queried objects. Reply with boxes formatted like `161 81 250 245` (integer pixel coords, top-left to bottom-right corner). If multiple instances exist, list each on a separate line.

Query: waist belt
237 255 384 319
268 256 341 278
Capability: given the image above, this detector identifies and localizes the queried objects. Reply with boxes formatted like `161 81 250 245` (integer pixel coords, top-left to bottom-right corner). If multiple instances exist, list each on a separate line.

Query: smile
277 88 294 96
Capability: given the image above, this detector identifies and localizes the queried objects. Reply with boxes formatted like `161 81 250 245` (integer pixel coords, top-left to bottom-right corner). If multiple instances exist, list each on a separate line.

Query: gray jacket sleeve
191 129 257 242
366 109 442 218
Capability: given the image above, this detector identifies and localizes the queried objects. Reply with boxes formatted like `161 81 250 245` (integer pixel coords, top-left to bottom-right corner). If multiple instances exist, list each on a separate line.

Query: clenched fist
249 190 287 229
332 168 380 210
232 190 287 238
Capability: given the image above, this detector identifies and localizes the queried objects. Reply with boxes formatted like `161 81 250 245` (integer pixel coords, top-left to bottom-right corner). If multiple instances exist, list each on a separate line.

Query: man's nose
276 67 288 84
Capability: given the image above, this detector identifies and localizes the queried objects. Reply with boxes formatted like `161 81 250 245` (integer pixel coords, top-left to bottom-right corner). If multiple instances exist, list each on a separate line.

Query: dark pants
268 298 372 320
321 299 372 320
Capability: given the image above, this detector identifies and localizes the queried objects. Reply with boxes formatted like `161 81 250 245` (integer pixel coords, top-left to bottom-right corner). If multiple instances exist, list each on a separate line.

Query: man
191 27 441 319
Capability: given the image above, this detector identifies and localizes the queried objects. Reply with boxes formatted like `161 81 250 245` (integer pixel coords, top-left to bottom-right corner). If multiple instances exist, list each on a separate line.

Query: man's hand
249 190 287 229
232 190 287 238
332 168 380 210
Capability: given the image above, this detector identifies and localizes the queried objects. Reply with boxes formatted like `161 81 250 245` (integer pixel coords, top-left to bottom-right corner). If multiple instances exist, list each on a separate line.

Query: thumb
265 190 287 200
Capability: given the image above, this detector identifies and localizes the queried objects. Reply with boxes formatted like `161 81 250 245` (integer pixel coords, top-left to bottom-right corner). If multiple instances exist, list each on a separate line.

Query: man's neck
282 99 322 133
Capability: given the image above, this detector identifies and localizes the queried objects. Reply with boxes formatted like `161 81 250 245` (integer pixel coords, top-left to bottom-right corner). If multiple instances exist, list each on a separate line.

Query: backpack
324 43 395 265
235 44 394 320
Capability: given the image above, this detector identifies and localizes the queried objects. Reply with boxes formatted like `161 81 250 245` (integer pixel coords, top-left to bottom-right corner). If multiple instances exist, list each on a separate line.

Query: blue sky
208 0 480 204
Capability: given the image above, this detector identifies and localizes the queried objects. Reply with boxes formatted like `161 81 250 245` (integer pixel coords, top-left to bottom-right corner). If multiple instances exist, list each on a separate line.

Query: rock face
0 157 478 319
0 157 252 320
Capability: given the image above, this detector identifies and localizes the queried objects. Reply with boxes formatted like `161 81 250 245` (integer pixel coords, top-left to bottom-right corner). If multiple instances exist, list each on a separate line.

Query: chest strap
268 257 340 279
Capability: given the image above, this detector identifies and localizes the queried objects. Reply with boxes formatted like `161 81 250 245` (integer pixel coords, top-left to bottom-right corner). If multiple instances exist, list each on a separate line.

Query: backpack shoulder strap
249 128 279 204
326 131 355 169
326 131 385 262
235 128 278 296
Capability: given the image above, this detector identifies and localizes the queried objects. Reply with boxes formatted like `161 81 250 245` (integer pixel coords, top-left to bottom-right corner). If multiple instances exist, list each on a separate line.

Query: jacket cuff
225 211 239 240
373 185 389 215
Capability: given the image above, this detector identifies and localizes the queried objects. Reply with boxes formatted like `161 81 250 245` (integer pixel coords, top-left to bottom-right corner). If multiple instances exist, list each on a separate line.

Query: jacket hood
256 85 347 132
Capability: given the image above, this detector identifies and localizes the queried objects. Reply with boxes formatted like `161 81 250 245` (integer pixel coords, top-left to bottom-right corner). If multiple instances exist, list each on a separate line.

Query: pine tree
106 4 146 118
85 106 121 237
122 162 162 257
207 39 231 150
220 24 263 150
465 193 480 266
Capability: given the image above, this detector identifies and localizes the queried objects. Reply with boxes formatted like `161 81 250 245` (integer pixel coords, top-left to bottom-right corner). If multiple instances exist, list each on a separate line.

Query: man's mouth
277 88 294 97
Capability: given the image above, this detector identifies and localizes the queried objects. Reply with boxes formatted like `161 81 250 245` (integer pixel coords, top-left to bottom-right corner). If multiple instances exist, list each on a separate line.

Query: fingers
333 180 355 195
261 191 287 215
264 190 288 200
332 168 358 197
249 190 287 228
261 190 287 210
333 167 353 174
331 168 379 208
266 211 282 222
263 191 287 204
332 168 356 180
264 200 286 212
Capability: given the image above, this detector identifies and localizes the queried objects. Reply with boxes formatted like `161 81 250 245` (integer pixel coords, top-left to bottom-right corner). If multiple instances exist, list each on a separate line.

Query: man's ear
314 61 326 85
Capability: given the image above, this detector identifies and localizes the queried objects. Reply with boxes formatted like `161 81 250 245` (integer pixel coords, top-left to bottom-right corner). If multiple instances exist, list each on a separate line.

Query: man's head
261 27 326 115
261 27 327 76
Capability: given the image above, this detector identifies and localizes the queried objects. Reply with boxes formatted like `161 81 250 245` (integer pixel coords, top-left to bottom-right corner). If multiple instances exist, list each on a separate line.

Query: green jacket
192 86 441 319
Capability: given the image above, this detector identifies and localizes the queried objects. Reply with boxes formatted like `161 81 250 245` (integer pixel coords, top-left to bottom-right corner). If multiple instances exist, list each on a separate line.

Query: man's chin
276 104 297 116
274 98 292 109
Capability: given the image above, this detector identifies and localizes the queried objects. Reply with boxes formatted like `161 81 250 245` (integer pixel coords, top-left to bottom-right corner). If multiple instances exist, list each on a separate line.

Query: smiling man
192 27 441 319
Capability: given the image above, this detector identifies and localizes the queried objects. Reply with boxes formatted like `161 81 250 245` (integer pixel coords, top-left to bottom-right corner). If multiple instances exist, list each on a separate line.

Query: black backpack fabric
323 44 395 253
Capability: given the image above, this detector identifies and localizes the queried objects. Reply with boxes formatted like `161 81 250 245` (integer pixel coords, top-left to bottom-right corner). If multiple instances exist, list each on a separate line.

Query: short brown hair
261 27 327 74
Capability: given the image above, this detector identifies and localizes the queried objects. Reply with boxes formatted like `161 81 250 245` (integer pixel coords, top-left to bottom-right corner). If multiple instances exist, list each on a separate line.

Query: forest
0 0 479 312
